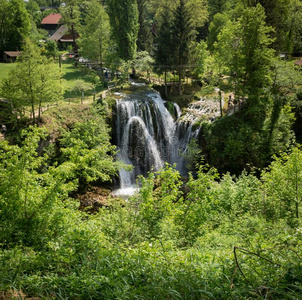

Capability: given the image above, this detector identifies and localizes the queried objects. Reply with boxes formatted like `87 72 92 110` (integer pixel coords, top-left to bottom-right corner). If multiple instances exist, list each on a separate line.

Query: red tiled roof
4 51 21 57
41 13 62 25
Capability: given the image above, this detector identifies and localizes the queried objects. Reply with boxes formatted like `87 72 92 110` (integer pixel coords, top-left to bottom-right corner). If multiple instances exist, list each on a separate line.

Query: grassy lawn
61 58 104 99
0 63 16 82
0 59 104 100
0 58 112 108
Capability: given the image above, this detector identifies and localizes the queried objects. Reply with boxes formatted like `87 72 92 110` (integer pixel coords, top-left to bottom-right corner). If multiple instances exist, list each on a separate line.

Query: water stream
113 88 219 197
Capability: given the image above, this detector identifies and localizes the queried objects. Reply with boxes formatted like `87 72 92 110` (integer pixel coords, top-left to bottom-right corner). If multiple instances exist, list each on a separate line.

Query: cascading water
115 90 174 189
113 88 220 196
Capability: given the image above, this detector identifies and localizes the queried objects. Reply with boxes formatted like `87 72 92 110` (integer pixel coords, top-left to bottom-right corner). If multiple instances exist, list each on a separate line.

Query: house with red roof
41 12 79 50
41 13 62 36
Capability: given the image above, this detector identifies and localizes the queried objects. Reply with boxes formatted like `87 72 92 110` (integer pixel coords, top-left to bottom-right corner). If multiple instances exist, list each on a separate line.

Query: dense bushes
200 100 295 175
0 126 302 299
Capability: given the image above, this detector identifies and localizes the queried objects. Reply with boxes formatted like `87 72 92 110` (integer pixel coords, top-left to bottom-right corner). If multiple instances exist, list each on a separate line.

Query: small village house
49 25 79 50
41 13 62 36
3 51 21 63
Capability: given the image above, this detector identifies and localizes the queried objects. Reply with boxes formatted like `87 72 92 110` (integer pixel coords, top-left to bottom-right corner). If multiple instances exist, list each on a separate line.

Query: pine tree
172 0 194 95
107 0 139 61
137 0 153 52
154 6 173 97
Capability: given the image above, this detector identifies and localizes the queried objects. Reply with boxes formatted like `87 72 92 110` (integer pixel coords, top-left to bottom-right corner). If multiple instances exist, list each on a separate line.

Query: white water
114 89 219 196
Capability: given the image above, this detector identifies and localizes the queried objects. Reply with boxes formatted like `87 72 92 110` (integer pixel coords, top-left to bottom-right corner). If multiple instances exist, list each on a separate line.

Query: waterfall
115 89 218 191
116 90 175 188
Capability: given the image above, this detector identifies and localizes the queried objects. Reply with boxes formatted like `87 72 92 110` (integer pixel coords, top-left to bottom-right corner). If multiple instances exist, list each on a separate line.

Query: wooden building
48 25 79 50
41 13 62 36
3 51 21 63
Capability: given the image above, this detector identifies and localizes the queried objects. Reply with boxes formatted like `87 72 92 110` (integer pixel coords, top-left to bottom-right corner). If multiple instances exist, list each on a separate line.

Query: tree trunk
164 68 168 98
99 40 104 82
38 102 42 124
178 68 182 95
30 83 36 124
31 102 35 125
219 90 223 117
71 23 77 54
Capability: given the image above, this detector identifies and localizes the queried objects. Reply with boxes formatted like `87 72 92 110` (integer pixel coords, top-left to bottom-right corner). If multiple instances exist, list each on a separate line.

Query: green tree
77 0 110 69
207 0 228 21
136 164 183 238
107 0 139 61
0 0 31 56
286 0 302 52
150 0 208 29
1 40 62 126
154 5 174 97
61 0 80 53
207 13 229 52
214 4 275 105
262 147 302 221
44 40 59 58
137 0 153 52
243 0 294 51
25 0 40 18
69 80 93 104
0 126 75 246
172 0 194 95
193 41 210 81
134 51 154 82
265 59 301 153
60 112 122 188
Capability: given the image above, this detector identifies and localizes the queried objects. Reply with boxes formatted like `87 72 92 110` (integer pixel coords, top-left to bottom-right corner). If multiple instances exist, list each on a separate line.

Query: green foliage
0 142 302 298
214 4 275 102
0 126 76 247
154 5 174 72
134 50 154 78
201 5 297 174
107 0 139 61
43 40 59 59
77 0 110 64
135 164 183 239
150 0 208 29
193 41 209 80
262 147 302 221
68 79 93 102
59 109 121 187
137 0 153 52
245 0 301 52
179 138 202 170
25 0 40 17
0 0 31 56
172 0 194 67
0 39 63 127
1 0 302 298
207 13 229 52
61 0 80 53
